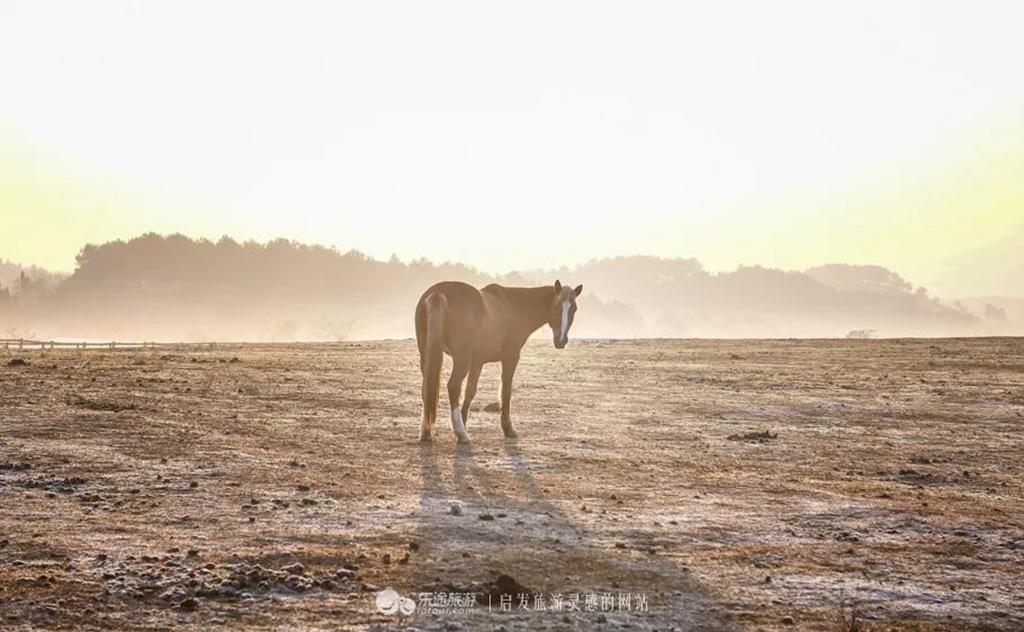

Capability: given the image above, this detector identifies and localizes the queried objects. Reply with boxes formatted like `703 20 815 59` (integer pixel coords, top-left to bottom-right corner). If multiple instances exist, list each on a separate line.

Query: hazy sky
1 1 1022 297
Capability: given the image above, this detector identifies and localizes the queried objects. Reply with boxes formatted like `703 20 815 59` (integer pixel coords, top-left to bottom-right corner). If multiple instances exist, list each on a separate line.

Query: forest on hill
1 234 1016 341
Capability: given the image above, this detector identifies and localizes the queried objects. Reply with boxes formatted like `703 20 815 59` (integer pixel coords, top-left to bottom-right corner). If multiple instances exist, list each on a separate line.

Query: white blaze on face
560 298 571 343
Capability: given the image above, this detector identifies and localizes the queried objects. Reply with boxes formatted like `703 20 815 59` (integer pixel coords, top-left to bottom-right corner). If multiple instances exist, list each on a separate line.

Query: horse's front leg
499 352 520 438
447 354 471 443
461 361 483 426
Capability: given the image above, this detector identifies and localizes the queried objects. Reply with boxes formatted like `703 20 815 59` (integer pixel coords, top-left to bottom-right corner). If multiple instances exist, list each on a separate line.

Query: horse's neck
504 286 552 338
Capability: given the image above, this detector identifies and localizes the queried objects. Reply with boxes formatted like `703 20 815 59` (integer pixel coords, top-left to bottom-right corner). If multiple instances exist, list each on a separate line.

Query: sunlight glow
1 1 1022 297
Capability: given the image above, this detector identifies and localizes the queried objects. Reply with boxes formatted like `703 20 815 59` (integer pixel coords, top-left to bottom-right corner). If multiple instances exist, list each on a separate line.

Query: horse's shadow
417 439 576 536
412 437 732 627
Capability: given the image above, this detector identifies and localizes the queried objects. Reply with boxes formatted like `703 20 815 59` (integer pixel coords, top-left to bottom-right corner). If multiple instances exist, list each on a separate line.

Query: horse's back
417 282 485 316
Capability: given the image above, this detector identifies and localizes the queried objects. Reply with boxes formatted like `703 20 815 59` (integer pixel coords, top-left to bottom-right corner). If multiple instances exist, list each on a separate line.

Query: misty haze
2 233 1021 342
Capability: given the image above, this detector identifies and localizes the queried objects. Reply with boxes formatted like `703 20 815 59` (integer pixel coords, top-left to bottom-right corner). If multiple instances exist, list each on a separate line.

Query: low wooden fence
0 339 223 351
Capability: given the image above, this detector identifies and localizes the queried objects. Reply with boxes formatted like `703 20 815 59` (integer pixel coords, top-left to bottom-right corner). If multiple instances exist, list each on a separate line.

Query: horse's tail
419 291 447 435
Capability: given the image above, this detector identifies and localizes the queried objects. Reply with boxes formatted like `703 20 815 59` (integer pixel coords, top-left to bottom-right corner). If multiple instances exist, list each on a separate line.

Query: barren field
2 338 1023 630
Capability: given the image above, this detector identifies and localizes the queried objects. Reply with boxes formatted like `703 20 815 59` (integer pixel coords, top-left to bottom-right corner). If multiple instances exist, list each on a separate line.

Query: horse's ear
573 284 583 297
554 279 562 291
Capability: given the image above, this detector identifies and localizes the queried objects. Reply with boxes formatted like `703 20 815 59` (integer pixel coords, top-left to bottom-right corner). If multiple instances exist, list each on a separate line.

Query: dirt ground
2 338 1023 630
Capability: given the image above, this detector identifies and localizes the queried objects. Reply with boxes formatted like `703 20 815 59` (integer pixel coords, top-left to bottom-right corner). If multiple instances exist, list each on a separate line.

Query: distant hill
804 264 914 296
2 234 1015 341
517 257 979 338
954 296 1024 335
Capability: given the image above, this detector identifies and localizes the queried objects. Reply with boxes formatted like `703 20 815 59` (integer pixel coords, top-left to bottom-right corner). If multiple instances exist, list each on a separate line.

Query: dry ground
1 338 1023 631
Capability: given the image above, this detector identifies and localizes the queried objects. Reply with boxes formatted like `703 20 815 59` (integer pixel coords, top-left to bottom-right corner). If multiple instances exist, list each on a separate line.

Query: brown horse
415 280 582 443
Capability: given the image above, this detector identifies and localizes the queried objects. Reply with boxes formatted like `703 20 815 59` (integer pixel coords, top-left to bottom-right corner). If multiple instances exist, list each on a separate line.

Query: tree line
3 233 1013 341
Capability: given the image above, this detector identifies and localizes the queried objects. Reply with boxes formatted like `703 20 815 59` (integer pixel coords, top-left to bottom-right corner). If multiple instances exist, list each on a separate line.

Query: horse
415 279 583 443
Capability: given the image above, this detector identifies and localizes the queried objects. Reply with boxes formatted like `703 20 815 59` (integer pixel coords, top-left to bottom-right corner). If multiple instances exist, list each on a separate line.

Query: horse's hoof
503 429 518 439
419 433 432 443
455 433 471 444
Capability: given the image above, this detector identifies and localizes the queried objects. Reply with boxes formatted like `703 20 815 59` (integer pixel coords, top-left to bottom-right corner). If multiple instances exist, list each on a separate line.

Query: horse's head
548 279 583 349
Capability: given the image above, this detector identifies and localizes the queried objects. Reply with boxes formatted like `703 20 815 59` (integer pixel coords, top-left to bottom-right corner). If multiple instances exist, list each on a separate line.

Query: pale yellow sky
1 1 1022 297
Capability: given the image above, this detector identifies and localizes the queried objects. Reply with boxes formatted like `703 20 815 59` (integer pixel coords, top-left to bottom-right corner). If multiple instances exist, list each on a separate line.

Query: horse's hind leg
447 353 471 443
417 331 440 443
420 376 436 442
460 360 483 426
499 351 520 439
